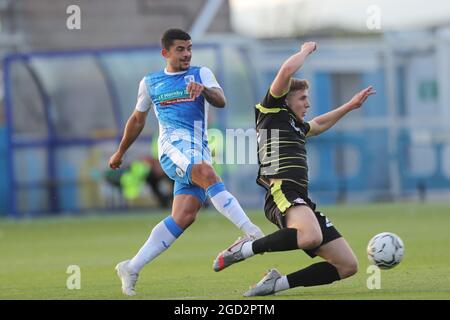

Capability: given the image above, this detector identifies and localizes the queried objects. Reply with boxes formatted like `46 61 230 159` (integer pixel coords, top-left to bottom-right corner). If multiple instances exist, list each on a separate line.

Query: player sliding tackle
213 42 375 296
109 29 263 296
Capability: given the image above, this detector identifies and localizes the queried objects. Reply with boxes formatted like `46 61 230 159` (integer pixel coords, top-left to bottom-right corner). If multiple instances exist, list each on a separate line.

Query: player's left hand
187 81 204 100
349 86 376 109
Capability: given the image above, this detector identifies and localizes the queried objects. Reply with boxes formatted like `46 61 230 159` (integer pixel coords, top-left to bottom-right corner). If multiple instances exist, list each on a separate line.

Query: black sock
286 262 341 288
252 228 298 254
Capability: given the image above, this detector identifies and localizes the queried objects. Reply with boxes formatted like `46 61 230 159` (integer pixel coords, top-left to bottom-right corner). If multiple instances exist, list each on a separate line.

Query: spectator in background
104 136 173 208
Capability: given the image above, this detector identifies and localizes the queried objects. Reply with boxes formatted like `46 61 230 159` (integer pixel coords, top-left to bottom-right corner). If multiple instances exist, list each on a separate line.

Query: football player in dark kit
213 42 376 296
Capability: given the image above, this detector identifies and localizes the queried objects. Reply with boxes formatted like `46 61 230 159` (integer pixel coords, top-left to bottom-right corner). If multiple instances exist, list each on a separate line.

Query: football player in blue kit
109 29 264 296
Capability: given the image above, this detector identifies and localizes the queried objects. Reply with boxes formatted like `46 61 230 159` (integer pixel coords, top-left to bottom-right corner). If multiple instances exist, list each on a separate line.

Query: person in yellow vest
104 136 173 208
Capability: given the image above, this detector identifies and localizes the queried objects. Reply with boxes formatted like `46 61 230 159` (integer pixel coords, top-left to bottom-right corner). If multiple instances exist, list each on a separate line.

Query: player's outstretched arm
307 86 375 137
270 42 316 97
109 109 149 169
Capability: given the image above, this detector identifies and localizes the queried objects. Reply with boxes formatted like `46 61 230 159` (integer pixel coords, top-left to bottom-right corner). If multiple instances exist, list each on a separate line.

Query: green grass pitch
1 202 449 300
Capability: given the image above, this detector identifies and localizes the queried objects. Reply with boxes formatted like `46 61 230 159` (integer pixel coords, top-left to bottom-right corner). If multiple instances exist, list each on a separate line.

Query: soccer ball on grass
367 232 404 269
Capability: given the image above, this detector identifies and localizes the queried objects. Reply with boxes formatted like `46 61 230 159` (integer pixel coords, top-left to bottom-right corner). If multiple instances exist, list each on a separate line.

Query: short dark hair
289 78 309 93
161 29 191 50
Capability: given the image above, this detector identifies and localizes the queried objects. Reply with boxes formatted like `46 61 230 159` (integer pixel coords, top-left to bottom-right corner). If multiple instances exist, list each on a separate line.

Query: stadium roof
230 0 450 37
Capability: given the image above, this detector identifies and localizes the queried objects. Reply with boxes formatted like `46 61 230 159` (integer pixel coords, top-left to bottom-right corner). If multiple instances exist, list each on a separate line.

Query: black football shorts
264 180 342 257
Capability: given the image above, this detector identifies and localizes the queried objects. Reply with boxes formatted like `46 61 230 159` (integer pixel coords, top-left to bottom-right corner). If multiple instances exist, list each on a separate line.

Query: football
367 232 404 269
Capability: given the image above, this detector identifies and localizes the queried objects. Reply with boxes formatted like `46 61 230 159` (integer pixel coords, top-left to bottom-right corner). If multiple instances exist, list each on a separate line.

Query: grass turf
0 202 449 300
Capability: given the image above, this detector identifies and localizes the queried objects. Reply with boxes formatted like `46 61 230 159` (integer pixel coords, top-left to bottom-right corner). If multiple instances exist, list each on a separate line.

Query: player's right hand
109 151 123 169
301 42 317 55
187 81 205 100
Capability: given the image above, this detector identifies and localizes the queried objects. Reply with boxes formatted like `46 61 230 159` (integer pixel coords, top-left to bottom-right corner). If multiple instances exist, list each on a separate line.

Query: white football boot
115 260 139 296
243 268 282 297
